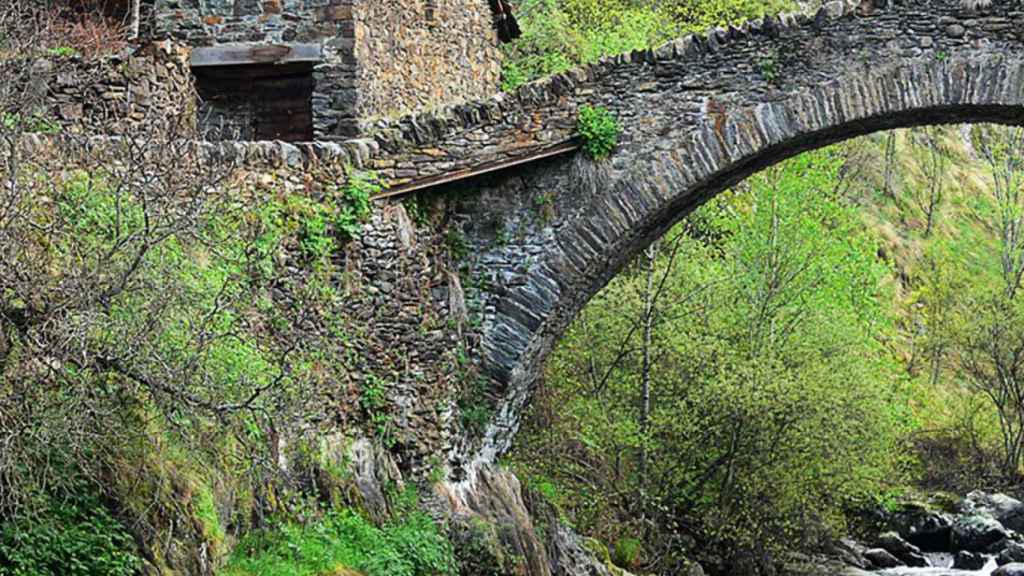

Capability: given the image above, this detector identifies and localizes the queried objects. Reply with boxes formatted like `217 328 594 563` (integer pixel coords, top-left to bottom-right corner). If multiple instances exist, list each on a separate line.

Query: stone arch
466 1 1024 470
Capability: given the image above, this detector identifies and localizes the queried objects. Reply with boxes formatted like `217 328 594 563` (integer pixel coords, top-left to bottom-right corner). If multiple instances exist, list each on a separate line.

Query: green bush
338 170 381 240
510 149 909 570
577 105 619 160
0 490 141 576
500 0 794 89
612 537 643 569
225 506 455 576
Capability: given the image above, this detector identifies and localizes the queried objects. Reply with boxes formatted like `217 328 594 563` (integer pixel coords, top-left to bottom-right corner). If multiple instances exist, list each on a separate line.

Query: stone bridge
23 0 1024 478
347 0 1024 474
202 0 1024 477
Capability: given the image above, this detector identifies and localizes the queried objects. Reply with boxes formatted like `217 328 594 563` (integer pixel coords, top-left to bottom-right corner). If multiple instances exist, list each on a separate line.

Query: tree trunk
638 242 656 521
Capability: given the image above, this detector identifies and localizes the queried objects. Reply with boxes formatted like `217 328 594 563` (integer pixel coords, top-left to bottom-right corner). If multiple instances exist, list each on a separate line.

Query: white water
879 553 998 576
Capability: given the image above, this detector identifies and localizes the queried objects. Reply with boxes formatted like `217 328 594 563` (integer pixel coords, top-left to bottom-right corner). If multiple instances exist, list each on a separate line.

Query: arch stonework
451 0 1024 469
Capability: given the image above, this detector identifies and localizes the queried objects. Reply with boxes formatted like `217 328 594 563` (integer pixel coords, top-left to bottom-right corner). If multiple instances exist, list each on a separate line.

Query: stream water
878 553 998 575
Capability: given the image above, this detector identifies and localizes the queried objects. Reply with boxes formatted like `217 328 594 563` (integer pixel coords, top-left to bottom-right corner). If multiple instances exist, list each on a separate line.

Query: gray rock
954 550 989 570
998 541 1024 566
875 531 929 567
962 491 1024 532
891 507 954 551
952 514 1010 552
864 548 902 568
994 563 1024 576
828 538 871 569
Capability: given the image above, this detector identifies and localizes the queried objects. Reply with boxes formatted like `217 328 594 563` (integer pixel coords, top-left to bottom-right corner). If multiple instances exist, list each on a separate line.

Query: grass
224 507 455 576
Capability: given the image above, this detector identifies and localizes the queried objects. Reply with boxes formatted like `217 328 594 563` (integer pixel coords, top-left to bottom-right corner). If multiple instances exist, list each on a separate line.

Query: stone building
150 0 508 141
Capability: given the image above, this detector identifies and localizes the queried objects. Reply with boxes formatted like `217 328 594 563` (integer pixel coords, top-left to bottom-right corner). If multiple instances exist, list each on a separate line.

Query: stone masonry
3 41 193 135
152 0 502 138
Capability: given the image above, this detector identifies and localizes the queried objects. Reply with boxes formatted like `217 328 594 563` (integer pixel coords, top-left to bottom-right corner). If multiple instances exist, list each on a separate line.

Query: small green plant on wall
577 104 620 160
337 170 382 240
759 52 780 84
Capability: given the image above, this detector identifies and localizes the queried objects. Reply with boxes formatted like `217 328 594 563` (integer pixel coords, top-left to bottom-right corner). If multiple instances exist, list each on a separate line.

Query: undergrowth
0 482 141 576
224 492 455 576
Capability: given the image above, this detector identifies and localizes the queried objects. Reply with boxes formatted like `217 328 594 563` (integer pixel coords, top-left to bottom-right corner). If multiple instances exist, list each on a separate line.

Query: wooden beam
372 141 580 201
191 43 322 68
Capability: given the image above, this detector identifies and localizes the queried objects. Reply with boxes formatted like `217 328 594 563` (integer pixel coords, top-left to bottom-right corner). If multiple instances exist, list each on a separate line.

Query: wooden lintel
191 43 322 67
372 141 580 201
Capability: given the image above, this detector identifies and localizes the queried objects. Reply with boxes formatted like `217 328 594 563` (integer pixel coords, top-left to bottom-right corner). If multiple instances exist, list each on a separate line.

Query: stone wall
352 0 502 126
2 41 194 134
152 0 337 46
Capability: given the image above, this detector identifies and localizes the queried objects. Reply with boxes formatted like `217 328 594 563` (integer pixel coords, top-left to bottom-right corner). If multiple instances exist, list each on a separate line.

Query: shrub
225 506 455 576
577 105 619 160
612 537 643 569
0 488 141 576
337 170 381 240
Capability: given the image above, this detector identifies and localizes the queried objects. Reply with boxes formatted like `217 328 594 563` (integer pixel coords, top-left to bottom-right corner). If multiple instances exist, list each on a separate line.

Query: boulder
952 514 1010 552
827 538 870 570
874 532 929 567
780 553 848 576
901 550 930 568
994 563 1024 576
863 548 902 569
953 550 989 570
962 491 1024 532
890 507 954 551
998 541 1024 566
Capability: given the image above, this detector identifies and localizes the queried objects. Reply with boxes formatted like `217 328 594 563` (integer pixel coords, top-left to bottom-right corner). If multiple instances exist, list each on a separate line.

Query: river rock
864 548 902 568
994 563 1024 576
954 550 989 570
890 506 954 551
952 514 1011 551
962 491 1024 532
875 531 930 567
998 541 1024 565
828 538 871 570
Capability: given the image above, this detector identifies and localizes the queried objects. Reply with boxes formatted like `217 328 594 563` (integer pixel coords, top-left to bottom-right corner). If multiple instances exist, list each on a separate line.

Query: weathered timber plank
373 141 580 200
191 43 322 67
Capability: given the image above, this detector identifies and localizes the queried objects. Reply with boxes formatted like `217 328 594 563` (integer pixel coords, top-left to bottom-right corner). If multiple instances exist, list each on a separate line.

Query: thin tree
958 125 1024 478
912 126 946 238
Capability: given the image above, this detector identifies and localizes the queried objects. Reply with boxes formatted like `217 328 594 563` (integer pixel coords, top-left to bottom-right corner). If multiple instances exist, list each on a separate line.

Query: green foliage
0 486 141 576
2 112 60 134
2 152 389 570
511 149 909 569
458 374 494 436
501 0 795 89
225 504 455 576
360 374 394 445
46 46 79 58
195 484 225 546
577 105 619 160
758 50 780 84
338 170 381 240
611 537 642 569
